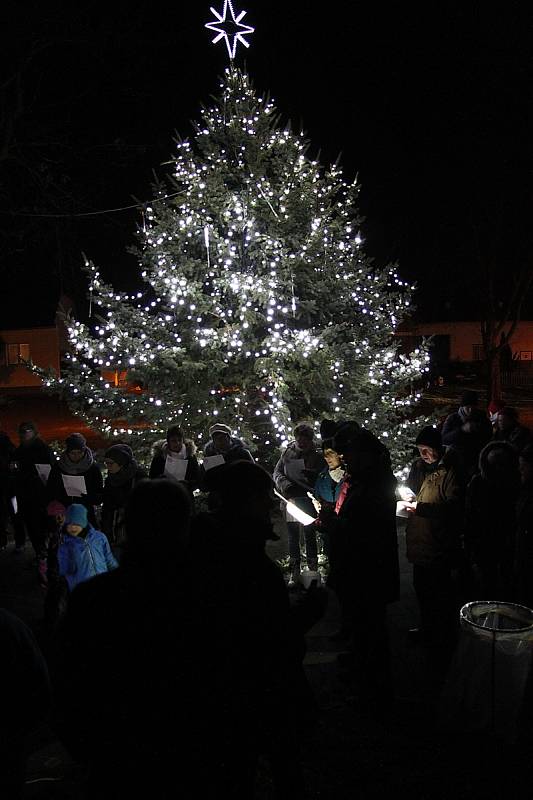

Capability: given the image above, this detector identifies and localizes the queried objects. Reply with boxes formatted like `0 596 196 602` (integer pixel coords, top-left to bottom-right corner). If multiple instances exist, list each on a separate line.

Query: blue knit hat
65 504 88 528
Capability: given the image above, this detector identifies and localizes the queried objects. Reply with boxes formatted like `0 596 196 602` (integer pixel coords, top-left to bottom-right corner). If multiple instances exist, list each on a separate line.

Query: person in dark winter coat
12 421 54 557
200 423 254 508
192 460 325 797
330 422 399 705
0 426 16 549
513 444 533 608
441 390 492 478
58 504 117 592
101 444 146 546
273 422 325 584
405 426 464 646
202 423 254 463
47 433 103 523
492 407 531 455
52 479 201 798
465 441 520 600
149 424 200 492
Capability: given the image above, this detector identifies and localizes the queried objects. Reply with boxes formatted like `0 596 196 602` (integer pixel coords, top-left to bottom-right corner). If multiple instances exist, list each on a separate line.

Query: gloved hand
284 484 304 500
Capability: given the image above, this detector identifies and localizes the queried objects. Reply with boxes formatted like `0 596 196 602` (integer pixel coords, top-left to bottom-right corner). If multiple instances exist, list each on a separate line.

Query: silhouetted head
18 421 37 444
124 479 192 562
206 460 277 539
333 422 388 479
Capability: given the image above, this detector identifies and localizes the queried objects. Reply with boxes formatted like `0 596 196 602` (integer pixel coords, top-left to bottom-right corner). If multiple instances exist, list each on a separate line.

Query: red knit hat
488 399 505 417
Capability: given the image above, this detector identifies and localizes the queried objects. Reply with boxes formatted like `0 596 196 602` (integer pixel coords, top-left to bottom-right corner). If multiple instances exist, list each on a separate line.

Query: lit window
7 343 30 365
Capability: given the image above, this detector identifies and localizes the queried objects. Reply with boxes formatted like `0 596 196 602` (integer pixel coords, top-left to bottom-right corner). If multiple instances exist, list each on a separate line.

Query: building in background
398 320 533 388
0 326 60 388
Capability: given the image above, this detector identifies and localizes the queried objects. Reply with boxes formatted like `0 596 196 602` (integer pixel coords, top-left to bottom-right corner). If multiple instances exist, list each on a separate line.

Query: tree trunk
487 349 502 404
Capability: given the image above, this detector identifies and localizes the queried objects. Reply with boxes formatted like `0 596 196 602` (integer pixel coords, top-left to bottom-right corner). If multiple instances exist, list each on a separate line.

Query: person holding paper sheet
12 421 53 558
47 433 103 524
200 423 253 502
273 422 324 586
149 425 200 493
202 423 253 465
330 422 398 708
405 425 464 648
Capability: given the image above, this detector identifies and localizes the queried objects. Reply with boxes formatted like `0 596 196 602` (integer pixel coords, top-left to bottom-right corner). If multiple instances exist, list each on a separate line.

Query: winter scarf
160 443 187 460
58 447 94 475
106 460 139 488
329 467 345 483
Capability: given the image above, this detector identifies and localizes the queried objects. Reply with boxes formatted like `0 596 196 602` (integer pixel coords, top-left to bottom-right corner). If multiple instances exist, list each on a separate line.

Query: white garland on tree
38 68 430 471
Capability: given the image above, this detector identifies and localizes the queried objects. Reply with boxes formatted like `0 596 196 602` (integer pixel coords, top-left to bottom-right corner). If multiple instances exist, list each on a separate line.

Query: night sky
2 1 532 327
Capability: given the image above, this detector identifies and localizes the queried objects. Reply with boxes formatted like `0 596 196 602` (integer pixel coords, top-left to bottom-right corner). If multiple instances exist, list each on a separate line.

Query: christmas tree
41 67 429 471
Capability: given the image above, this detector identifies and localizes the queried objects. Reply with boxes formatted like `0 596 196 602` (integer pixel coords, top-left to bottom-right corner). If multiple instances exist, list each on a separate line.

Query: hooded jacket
441 408 492 474
149 439 200 488
273 441 325 499
58 525 118 591
492 424 532 455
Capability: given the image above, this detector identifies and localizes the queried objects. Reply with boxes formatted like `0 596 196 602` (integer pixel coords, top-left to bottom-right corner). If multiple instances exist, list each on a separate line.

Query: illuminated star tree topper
205 1 254 60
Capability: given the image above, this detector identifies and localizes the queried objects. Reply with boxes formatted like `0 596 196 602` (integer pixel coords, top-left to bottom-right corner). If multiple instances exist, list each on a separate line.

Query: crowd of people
0 391 532 797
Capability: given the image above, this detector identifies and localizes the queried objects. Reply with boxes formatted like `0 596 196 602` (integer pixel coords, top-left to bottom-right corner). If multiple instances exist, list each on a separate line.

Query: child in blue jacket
58 504 118 592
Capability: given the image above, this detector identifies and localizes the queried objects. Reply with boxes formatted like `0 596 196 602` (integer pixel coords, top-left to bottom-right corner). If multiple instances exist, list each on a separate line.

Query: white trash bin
440 601 533 741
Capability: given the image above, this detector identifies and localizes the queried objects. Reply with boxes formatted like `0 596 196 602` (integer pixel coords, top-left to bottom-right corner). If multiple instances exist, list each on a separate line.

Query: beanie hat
209 423 232 438
415 426 442 450
65 504 88 528
47 500 66 517
320 419 340 440
104 444 134 467
65 432 87 452
459 390 478 407
332 421 362 453
18 421 37 435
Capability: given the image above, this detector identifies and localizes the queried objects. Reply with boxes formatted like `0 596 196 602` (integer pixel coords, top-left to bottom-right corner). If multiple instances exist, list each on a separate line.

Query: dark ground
1 515 532 799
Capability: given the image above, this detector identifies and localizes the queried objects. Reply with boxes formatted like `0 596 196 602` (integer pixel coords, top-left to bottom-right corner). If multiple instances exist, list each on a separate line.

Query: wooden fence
501 369 533 388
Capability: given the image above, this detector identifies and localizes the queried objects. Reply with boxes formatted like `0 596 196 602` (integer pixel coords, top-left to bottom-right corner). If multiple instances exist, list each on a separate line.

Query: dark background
1 1 532 327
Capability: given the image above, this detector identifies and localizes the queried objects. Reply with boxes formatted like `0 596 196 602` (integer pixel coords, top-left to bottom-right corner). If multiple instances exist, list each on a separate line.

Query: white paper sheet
62 474 87 497
164 456 188 482
396 500 417 518
203 454 225 471
11 496 17 515
35 464 51 484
